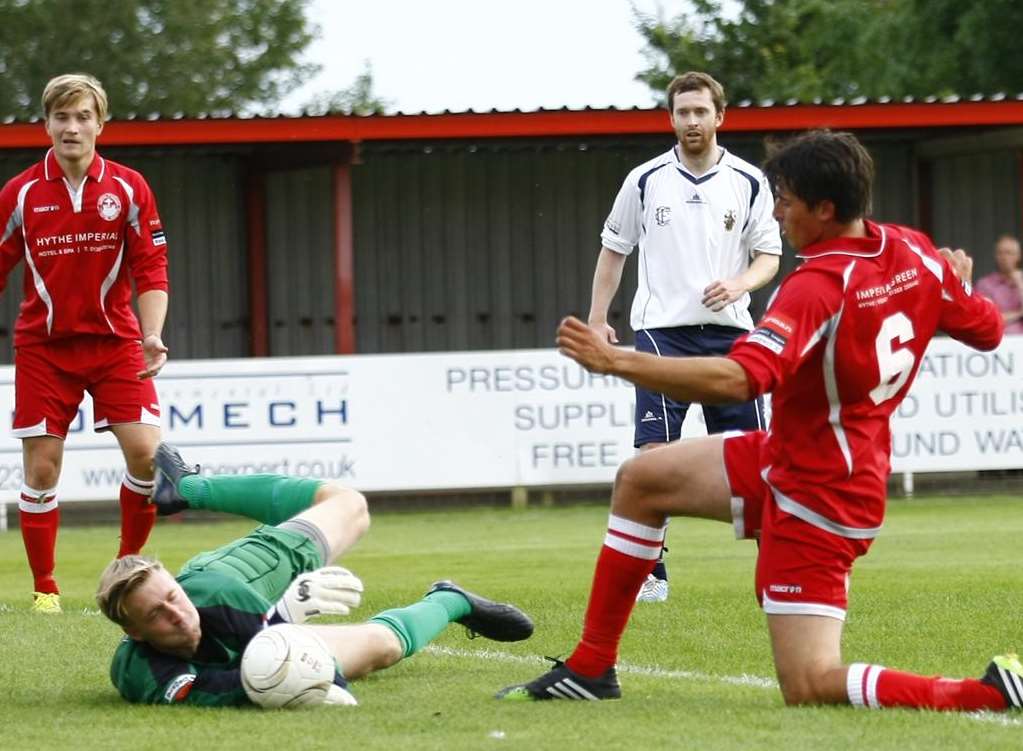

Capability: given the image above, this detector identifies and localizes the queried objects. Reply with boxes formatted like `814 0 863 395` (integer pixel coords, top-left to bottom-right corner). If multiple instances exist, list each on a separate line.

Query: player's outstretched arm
556 315 750 404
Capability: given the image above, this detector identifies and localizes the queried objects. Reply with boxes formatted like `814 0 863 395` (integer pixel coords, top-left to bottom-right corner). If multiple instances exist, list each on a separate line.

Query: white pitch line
966 712 1023 728
424 645 1023 727
423 645 777 690
616 661 777 689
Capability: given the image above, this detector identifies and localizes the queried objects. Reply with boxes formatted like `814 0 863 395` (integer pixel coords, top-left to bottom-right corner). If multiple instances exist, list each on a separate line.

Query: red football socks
118 473 156 557
847 663 1006 711
566 515 665 678
19 485 60 594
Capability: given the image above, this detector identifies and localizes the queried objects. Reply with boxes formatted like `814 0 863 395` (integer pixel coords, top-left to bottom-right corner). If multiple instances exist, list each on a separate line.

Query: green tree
635 0 1023 104
903 0 1023 95
0 0 318 118
302 62 392 115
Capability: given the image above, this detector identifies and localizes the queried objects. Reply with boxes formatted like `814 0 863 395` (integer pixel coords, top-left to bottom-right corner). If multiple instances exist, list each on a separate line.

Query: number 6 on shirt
869 312 916 405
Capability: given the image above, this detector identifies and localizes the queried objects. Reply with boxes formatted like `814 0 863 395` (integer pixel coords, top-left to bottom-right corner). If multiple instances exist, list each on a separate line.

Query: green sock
369 592 471 658
178 474 320 525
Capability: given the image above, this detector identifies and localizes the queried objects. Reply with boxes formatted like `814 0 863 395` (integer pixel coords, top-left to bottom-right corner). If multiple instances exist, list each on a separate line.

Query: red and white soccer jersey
727 220 1003 539
0 148 169 346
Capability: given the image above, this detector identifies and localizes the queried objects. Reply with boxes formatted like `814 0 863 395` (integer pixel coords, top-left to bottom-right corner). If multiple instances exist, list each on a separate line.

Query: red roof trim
2 101 1022 147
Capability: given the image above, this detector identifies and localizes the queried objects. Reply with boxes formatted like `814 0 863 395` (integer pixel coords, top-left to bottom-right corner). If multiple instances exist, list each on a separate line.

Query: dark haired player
500 130 1022 712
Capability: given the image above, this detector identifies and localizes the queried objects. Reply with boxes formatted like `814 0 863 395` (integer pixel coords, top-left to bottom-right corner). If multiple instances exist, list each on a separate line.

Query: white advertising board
890 335 1023 472
0 336 1018 501
0 351 654 501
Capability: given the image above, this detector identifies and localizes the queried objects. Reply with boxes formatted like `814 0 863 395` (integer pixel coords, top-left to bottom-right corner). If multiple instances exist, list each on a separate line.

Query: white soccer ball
241 624 336 708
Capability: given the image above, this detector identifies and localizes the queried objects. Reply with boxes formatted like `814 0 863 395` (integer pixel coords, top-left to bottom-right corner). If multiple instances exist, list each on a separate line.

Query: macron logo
762 315 793 334
33 204 60 213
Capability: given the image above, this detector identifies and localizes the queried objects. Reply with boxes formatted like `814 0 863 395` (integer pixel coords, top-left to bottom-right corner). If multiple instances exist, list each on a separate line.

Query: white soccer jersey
600 146 782 331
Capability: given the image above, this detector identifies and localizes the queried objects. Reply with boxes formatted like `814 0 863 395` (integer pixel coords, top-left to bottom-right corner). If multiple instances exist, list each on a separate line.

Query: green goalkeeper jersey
110 567 273 706
109 523 336 706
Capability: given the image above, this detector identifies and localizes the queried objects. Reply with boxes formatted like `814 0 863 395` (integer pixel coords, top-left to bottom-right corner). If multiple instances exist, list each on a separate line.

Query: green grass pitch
1 495 1020 750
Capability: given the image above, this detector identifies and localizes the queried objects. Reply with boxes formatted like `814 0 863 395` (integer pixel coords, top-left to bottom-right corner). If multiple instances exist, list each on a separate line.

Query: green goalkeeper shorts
180 524 325 604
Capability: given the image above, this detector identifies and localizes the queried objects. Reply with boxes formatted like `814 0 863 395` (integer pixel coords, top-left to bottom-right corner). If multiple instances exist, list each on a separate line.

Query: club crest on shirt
655 206 671 226
724 209 736 231
97 193 122 221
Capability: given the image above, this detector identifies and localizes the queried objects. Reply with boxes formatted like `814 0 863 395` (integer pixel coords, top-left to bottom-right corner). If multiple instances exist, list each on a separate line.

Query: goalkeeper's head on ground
96 555 203 659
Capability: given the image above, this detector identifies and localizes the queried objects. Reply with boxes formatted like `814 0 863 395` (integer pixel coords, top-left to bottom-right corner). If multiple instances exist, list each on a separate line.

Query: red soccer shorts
723 430 873 620
13 336 161 439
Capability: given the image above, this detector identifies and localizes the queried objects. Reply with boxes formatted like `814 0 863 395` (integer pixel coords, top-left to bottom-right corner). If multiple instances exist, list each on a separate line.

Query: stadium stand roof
2 94 1023 148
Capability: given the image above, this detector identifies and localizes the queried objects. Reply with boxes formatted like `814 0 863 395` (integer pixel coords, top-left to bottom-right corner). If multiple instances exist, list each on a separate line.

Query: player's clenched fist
275 566 364 624
557 315 618 374
937 247 974 284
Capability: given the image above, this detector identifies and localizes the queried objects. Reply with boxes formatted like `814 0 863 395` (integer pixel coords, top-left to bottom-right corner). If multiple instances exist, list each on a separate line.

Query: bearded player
586 70 782 602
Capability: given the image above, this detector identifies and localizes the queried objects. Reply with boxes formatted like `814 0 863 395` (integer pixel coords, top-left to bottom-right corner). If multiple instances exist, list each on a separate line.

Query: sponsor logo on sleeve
761 314 794 334
747 326 788 355
151 229 167 246
747 312 794 354
163 673 196 703
604 219 621 235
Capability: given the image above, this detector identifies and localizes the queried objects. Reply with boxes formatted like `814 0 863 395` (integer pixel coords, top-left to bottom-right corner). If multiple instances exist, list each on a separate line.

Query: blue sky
281 0 668 113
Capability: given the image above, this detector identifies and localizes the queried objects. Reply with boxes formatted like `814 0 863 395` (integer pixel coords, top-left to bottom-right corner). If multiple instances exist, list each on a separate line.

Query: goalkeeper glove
323 683 359 706
273 566 363 624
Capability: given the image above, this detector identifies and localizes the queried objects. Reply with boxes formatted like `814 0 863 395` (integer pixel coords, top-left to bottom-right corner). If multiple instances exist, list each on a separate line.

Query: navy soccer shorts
633 325 765 447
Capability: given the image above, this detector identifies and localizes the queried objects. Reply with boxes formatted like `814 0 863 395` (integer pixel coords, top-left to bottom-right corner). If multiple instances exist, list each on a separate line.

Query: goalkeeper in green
96 443 534 706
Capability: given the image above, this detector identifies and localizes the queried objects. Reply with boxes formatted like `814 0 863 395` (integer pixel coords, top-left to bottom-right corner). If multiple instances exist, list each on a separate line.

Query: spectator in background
974 234 1023 335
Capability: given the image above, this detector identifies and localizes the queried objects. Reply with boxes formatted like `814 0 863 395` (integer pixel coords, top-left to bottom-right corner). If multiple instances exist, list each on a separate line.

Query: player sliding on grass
97 443 533 706
498 130 1023 711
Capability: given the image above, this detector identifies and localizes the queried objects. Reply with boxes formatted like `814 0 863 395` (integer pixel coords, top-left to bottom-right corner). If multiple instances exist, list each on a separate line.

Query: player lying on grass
96 443 534 706
498 130 1023 711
